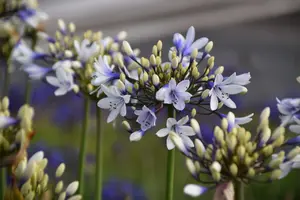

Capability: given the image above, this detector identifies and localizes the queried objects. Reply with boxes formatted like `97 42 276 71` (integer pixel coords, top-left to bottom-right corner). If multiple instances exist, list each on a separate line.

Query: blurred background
4 0 300 199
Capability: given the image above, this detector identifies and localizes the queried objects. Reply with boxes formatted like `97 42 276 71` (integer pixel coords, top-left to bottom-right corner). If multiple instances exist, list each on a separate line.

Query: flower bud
56 163 66 178
205 41 213 53
186 158 197 176
143 72 149 82
191 48 198 59
201 89 210 99
122 41 133 55
156 57 162 65
15 160 27 178
157 40 163 51
67 195 82 200
227 135 237 152
171 57 178 69
259 127 271 146
64 50 73 58
150 54 156 66
122 121 131 132
191 108 197 118
55 181 64 194
270 169 282 180
117 31 127 41
221 118 228 131
191 119 200 135
73 85 80 94
58 19 66 32
271 126 285 141
247 168 255 177
58 192 66 200
66 181 79 196
214 66 224 75
210 161 221 173
120 73 126 83
260 107 270 122
229 163 238 176
2 97 9 110
208 56 214 66
287 146 300 160
152 45 158 55
152 74 160 86
262 145 273 157
68 22 76 33
195 139 205 157
169 132 188 155
237 145 246 159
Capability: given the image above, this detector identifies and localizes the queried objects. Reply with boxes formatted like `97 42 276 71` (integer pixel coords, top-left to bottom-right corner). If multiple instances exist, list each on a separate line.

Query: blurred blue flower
102 179 148 200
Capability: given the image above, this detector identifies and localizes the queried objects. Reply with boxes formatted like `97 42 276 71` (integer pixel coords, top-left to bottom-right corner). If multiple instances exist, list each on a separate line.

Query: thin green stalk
0 58 10 199
165 106 176 200
95 107 103 200
78 97 90 196
25 77 31 104
234 181 245 200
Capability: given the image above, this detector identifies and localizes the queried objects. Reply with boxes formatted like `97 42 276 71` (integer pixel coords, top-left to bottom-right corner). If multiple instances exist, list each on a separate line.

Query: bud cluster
0 97 34 168
171 107 300 186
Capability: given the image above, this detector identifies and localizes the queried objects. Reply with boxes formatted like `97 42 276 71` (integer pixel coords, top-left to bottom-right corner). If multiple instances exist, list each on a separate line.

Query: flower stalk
78 97 90 196
234 181 244 200
95 106 103 200
165 106 176 200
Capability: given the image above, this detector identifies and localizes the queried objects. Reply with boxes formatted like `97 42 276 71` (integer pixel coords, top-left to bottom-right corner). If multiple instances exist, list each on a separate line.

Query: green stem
0 58 10 199
234 181 245 200
95 107 103 200
78 97 90 196
165 106 176 200
25 77 31 104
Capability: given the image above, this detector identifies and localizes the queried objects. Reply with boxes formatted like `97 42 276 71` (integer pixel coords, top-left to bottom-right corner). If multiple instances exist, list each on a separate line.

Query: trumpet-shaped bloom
17 8 48 28
277 98 300 126
91 56 120 96
134 106 157 131
173 26 209 57
46 68 76 96
156 116 195 150
209 73 250 111
97 85 130 123
156 79 192 111
74 39 99 62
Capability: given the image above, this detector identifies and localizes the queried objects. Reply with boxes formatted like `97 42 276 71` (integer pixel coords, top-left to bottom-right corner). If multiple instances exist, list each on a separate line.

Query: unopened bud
152 74 160 86
229 163 238 176
122 121 131 132
214 66 224 75
68 22 76 33
122 41 133 55
205 41 213 53
150 54 156 66
171 57 178 69
55 181 64 194
191 119 200 135
270 169 282 180
58 19 66 32
191 108 197 118
186 158 197 176
2 97 9 110
56 163 66 178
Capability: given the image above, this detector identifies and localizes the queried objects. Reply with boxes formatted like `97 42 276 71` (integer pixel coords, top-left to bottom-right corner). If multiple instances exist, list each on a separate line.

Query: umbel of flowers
95 26 251 144
171 107 300 199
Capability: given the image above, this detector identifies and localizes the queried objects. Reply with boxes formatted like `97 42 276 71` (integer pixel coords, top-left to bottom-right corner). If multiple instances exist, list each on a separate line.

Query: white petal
54 88 68 96
179 126 195 136
177 116 189 125
74 40 80 54
176 80 190 92
66 181 79 196
173 100 186 111
46 76 60 87
181 135 194 147
169 79 177 90
167 118 177 128
185 26 195 47
221 72 236 85
210 91 218 111
214 74 223 86
166 136 175 150
156 87 167 101
156 128 170 137
233 72 251 85
120 104 127 117
129 131 143 141
190 37 209 50
107 109 120 123
220 85 247 95
289 125 300 134
184 184 207 197
0 116 16 128
235 113 254 125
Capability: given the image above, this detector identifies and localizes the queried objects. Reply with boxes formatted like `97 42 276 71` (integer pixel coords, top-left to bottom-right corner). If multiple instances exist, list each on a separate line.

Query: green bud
270 169 282 180
212 172 221 182
157 40 163 51
134 82 139 90
214 66 224 75
122 41 133 55
143 72 149 82
205 41 213 53
191 48 198 59
287 146 300 160
191 108 197 117
271 126 285 141
150 54 156 65
2 96 9 110
221 118 228 131
56 163 66 178
171 57 178 69
156 57 162 65
230 163 238 176
152 45 158 56
120 73 126 83
201 89 210 99
268 157 283 169
55 181 64 194
244 154 252 166
237 145 246 159
195 139 205 158
186 158 197 176
247 168 255 177
226 135 237 152
141 57 150 68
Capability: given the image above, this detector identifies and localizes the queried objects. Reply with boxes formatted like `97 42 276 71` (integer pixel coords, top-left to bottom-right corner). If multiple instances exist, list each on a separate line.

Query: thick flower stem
0 59 10 199
234 181 245 200
78 97 90 196
165 106 176 200
95 107 103 200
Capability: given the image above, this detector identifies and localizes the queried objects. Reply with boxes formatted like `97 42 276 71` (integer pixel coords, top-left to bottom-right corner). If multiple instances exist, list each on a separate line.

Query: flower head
277 98 300 126
97 85 131 123
134 106 157 131
156 116 195 150
209 72 250 111
156 79 192 111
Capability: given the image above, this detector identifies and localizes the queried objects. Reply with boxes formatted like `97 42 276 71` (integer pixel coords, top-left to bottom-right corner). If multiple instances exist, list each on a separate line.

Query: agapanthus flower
170 108 300 197
156 116 195 150
134 105 157 131
289 117 300 133
209 72 250 111
156 79 192 110
74 39 100 62
46 67 78 96
113 26 250 144
97 84 130 123
277 97 300 126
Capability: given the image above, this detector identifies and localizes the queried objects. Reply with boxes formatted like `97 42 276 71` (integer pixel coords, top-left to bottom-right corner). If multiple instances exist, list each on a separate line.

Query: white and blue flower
173 26 209 58
97 84 131 123
0 116 17 128
156 116 195 150
17 8 48 29
134 106 157 131
221 112 254 132
91 56 120 96
209 72 250 111
156 79 192 111
277 98 300 126
74 39 99 63
46 67 77 96
183 184 208 197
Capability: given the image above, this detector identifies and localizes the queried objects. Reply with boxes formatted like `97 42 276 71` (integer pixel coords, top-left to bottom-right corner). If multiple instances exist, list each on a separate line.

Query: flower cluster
170 108 300 197
107 26 251 147
0 97 34 168
6 152 81 200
